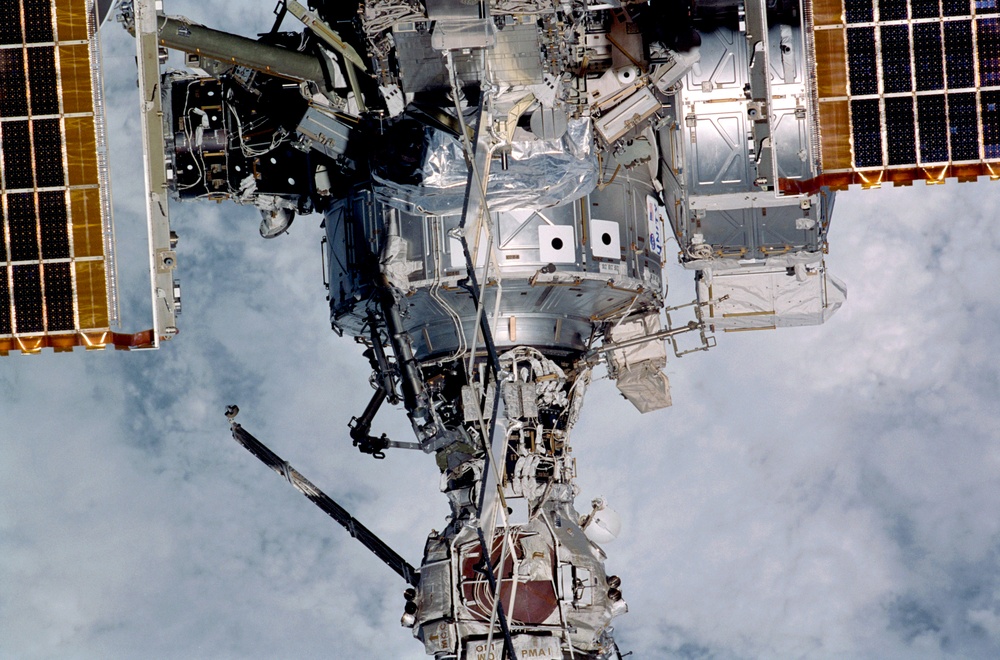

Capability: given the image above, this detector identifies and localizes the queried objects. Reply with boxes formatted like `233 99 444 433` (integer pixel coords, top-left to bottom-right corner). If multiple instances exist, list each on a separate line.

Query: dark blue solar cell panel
852 98 884 167
978 18 1000 84
912 0 941 17
32 119 65 189
847 27 879 95
12 264 43 333
846 0 875 22
948 92 979 160
28 46 59 116
976 0 1000 13
0 267 10 335
880 0 909 20
43 263 74 331
0 49 28 118
913 23 945 90
38 191 69 260
0 3 22 45
23 0 54 44
884 97 917 165
6 193 38 262
944 21 975 88
982 90 1000 158
944 0 971 14
2 121 34 190
881 25 913 93
917 94 949 162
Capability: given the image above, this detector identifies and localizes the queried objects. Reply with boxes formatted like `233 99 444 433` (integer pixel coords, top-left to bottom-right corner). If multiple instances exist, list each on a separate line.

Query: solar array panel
0 0 116 354
805 0 1000 188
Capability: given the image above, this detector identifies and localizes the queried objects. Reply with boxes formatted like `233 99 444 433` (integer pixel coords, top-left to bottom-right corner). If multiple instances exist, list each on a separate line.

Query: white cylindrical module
324 169 668 360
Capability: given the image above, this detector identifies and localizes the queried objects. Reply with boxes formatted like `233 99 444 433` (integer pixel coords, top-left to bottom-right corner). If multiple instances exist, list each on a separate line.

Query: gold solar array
0 0 122 355
799 0 1000 191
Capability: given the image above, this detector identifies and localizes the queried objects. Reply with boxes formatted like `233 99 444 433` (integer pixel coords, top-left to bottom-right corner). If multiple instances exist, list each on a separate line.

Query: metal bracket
664 296 726 357
286 0 368 111
135 0 178 345
743 0 776 191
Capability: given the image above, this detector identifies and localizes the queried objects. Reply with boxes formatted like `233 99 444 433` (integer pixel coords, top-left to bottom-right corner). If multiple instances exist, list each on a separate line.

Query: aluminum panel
697 209 755 254
769 23 815 181
393 27 480 93
488 21 542 86
691 114 750 194
683 27 743 91
772 107 814 181
756 204 820 251
488 203 581 268
296 107 353 160
425 0 482 21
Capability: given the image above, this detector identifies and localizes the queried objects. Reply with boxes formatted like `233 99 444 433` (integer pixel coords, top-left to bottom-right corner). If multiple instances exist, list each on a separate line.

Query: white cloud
4 3 1000 659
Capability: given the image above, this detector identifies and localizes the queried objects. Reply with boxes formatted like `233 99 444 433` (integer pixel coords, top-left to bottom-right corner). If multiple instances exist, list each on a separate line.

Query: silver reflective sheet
373 118 597 215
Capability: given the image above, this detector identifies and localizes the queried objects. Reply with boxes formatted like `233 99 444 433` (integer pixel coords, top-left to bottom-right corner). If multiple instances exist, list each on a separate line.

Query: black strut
224 407 419 586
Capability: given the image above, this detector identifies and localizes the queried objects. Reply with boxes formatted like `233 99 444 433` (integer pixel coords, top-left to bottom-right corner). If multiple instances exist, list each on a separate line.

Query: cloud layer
3 5 1000 659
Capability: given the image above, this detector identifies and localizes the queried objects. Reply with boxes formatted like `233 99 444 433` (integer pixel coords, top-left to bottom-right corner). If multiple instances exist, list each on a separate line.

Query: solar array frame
810 0 1000 179
0 0 116 352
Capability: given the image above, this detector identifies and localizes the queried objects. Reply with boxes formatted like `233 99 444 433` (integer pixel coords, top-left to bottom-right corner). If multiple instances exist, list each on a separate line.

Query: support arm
224 407 420 586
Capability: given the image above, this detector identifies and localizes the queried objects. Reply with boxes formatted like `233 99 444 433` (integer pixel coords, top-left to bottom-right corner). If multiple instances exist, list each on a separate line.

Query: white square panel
538 225 576 264
590 219 622 259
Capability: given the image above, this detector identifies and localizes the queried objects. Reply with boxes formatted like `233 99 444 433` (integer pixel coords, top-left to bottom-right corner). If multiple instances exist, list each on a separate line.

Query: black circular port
602 232 612 246
551 237 563 250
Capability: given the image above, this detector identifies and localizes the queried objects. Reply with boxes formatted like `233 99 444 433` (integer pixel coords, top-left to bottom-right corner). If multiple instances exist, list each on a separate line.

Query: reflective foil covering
373 118 597 216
